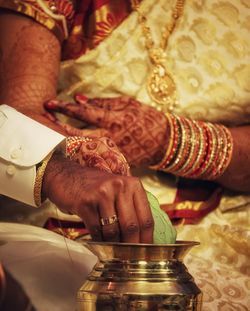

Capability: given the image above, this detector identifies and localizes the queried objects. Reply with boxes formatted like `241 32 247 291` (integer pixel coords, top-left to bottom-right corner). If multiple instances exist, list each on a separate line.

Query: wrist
41 150 64 202
151 114 171 166
41 150 84 215
34 151 54 206
150 113 233 180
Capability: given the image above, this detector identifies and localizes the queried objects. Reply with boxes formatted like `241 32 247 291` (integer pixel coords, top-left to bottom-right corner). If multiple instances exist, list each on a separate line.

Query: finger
75 94 111 109
45 99 79 116
99 197 121 242
81 128 111 138
58 120 85 136
121 155 131 176
79 205 103 241
83 153 113 173
115 180 140 243
89 158 113 173
42 111 71 134
46 98 108 126
45 98 95 122
97 137 130 176
43 111 83 136
54 122 109 138
133 184 154 243
74 93 88 105
101 150 130 176
86 96 131 111
43 111 58 123
76 101 108 126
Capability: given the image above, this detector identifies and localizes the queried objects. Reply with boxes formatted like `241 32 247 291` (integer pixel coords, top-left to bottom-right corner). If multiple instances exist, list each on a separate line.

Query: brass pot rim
84 240 200 247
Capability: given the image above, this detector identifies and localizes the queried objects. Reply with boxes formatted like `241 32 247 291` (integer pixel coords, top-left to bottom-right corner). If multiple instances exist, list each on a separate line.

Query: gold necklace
131 0 185 112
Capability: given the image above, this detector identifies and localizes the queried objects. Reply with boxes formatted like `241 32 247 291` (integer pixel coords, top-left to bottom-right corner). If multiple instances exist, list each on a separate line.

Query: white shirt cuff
0 105 65 207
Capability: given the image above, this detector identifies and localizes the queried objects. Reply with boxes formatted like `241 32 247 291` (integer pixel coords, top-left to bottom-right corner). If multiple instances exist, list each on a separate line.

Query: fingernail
75 93 88 102
45 100 59 109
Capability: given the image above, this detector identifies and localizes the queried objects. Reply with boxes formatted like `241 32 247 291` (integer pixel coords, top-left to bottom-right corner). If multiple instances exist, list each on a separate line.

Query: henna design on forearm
0 13 60 113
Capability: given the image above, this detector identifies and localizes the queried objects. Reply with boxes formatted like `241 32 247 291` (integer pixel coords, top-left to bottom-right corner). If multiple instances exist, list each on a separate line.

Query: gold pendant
147 63 177 113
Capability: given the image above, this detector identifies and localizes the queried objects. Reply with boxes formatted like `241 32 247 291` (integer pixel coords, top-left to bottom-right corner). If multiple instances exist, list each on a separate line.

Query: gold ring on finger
100 214 118 226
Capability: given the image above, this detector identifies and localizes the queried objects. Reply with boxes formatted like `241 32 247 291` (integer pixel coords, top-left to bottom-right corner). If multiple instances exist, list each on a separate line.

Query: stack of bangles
150 113 233 180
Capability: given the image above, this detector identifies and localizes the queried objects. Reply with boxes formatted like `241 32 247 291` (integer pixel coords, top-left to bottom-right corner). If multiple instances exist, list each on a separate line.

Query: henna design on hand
45 96 169 167
69 135 130 176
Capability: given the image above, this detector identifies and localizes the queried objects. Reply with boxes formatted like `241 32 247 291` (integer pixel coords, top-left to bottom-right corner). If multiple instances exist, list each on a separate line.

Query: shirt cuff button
6 165 16 176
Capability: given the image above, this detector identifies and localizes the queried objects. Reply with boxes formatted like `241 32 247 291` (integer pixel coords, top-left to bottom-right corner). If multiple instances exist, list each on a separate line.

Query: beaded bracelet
66 136 93 159
150 114 233 180
34 151 54 207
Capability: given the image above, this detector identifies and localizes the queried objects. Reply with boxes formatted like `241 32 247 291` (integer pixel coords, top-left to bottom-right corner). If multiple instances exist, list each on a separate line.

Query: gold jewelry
36 0 69 39
100 214 119 226
131 0 185 112
34 151 54 207
66 136 93 159
150 114 233 180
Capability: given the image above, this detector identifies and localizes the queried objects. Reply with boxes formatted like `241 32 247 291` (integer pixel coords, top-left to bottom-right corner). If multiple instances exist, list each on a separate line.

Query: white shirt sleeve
0 105 65 207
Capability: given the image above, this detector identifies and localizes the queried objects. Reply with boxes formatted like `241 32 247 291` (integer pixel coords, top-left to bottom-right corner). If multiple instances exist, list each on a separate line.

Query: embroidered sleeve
0 0 75 42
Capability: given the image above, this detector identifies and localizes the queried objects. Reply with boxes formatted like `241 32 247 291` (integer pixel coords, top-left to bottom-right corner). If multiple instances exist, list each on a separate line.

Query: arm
45 96 250 193
217 126 250 192
0 10 153 243
0 9 64 133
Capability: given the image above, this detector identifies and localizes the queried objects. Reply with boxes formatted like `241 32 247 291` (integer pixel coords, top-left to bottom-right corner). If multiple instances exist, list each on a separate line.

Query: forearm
150 113 250 193
217 125 250 192
41 151 81 213
0 10 64 133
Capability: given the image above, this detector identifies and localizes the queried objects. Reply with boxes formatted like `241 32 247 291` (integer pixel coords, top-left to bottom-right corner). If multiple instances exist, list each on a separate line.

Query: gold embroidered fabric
0 0 249 309
179 208 250 310
58 1 250 309
0 0 67 42
59 0 250 126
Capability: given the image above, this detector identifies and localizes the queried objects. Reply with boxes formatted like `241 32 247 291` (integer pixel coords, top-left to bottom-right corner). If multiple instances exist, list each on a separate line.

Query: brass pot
77 241 202 310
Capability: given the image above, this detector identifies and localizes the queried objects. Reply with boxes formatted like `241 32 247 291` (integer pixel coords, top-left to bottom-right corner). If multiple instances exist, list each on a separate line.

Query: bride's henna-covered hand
45 111 130 176
45 96 169 167
68 136 130 176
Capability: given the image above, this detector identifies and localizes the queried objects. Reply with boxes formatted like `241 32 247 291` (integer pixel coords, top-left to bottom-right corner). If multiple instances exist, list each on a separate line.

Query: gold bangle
175 117 193 175
149 113 173 170
34 151 54 207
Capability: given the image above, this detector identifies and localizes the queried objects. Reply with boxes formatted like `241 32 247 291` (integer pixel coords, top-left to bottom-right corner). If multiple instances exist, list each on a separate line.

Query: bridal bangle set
150 113 233 180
